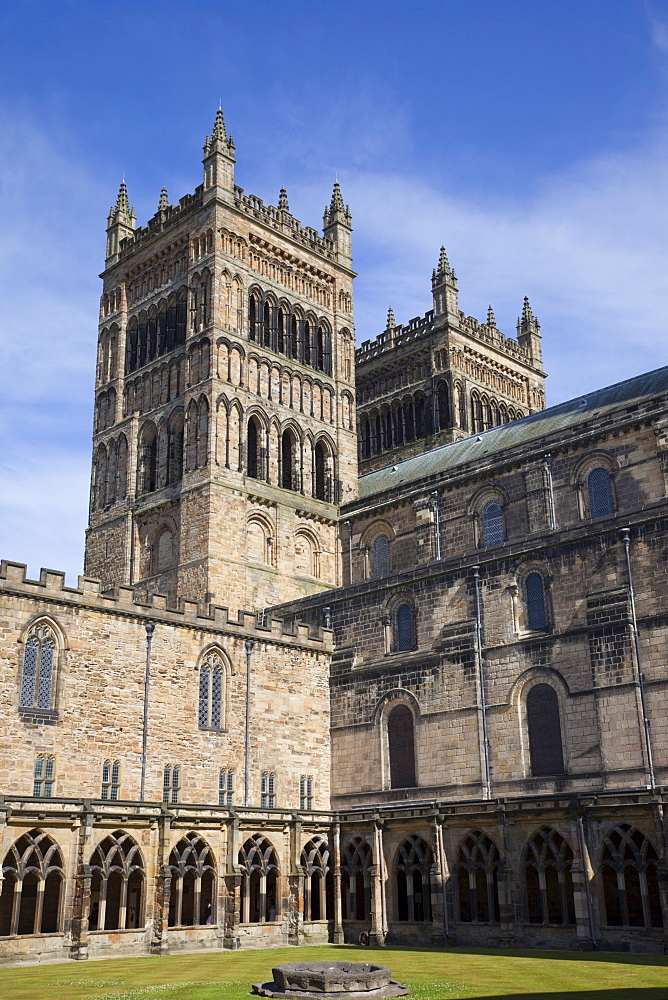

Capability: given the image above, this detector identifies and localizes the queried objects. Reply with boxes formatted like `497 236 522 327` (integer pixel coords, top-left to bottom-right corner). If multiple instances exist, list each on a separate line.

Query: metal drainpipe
345 520 353 584
431 491 442 561
472 566 491 799
620 528 656 792
244 639 254 806
544 453 558 530
140 622 155 802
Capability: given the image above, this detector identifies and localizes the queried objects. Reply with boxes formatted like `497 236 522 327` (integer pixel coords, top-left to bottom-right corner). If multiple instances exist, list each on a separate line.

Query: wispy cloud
1 76 668 580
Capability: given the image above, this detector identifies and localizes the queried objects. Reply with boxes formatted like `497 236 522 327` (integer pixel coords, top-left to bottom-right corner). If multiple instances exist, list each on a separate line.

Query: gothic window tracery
395 835 432 922
601 825 663 929
300 838 333 921
0 830 64 936
167 833 216 927
88 831 144 931
523 827 575 926
455 831 500 923
198 651 227 731
20 622 57 712
341 837 372 921
238 835 279 923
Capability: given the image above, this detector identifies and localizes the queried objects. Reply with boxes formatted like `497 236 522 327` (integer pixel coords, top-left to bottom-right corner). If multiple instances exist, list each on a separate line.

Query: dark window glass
527 684 565 776
373 536 390 578
526 573 547 630
482 501 504 547
387 704 416 788
396 604 414 651
587 467 614 518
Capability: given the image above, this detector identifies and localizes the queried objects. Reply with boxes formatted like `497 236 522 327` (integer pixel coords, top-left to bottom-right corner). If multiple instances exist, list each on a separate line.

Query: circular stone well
251 961 409 999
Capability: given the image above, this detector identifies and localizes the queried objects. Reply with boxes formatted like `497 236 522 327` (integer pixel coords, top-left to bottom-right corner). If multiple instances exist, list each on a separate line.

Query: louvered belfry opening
527 684 565 776
388 704 416 788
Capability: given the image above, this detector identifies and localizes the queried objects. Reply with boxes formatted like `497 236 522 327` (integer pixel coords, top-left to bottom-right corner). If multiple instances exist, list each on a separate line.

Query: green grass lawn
1 945 667 1000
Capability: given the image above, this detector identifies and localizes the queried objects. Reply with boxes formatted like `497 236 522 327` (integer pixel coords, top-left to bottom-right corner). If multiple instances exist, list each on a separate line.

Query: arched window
303 321 311 365
437 382 449 430
313 440 332 501
526 573 547 630
587 467 614 518
168 833 216 927
524 827 575 925
263 301 271 347
0 830 64 936
301 838 333 922
387 704 416 788
601 825 663 929
167 412 184 484
249 295 258 341
176 288 187 344
247 417 262 480
138 425 157 494
198 651 226 731
281 429 296 490
238 835 279 923
395 835 432 922
20 622 56 711
456 831 500 923
396 603 415 652
482 500 504 547
88 831 144 931
527 684 565 776
373 535 390 578
341 837 372 921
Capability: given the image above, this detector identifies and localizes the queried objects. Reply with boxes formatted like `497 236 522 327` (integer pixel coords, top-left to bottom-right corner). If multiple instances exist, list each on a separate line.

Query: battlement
116 188 205 262
356 308 533 367
0 560 334 650
233 186 338 261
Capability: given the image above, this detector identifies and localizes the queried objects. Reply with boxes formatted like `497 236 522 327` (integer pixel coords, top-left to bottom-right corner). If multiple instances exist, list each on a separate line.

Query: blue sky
1 0 668 584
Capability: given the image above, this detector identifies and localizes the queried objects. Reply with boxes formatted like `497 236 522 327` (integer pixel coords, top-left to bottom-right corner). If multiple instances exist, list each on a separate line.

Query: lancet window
341 837 372 921
20 622 57 712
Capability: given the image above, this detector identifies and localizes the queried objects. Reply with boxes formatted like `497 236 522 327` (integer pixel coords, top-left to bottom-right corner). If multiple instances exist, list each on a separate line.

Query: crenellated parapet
0 560 334 650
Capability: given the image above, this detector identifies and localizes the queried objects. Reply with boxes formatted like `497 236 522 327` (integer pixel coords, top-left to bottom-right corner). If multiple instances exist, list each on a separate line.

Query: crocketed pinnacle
330 180 345 214
278 187 289 211
212 107 227 142
386 306 396 329
158 186 169 212
116 180 130 215
436 246 450 277
522 296 533 322
487 305 496 327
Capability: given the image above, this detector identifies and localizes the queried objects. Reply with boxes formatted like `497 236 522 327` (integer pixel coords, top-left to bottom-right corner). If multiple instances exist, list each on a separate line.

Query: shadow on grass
465 993 668 1000
375 944 668 969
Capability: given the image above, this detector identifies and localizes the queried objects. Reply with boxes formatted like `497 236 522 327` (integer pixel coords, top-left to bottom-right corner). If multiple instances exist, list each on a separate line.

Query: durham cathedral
2 109 668 965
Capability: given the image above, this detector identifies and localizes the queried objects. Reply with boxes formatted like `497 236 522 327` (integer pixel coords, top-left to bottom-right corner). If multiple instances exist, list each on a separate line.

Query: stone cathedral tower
86 109 358 610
